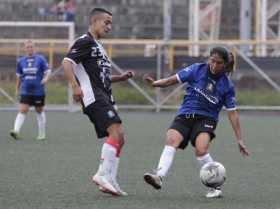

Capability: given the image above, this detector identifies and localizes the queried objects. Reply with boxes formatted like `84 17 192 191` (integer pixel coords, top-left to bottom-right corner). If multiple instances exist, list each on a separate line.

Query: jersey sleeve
16 59 22 76
224 82 236 110
176 64 197 83
64 37 91 65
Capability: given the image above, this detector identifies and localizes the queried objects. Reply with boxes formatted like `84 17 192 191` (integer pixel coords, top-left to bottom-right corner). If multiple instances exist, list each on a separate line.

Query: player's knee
195 133 210 156
19 107 29 113
165 129 184 148
166 129 183 148
20 110 28 114
115 127 124 141
35 106 44 113
108 123 124 141
195 147 208 156
165 135 181 148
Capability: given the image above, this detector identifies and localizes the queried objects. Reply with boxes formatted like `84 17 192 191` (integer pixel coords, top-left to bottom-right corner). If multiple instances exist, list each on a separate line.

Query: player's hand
15 89 19 97
143 74 155 86
122 70 135 80
72 85 83 102
41 78 48 85
15 89 20 101
237 140 250 156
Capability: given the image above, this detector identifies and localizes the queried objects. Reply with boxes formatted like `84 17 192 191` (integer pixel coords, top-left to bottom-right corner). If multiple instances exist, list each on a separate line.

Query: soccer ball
200 161 226 188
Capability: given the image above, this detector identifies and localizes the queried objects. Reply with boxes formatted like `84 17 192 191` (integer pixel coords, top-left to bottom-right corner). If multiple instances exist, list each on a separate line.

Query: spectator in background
63 0 76 22
48 0 76 22
49 0 64 20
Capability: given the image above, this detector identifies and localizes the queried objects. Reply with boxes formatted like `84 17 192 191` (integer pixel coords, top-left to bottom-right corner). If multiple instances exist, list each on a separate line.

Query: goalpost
0 21 75 111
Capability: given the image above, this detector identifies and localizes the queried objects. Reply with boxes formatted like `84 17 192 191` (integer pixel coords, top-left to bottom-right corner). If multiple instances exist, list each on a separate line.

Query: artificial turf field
0 111 279 209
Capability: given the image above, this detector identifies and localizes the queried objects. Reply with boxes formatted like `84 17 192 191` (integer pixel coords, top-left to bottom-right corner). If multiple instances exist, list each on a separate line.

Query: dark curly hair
224 52 235 75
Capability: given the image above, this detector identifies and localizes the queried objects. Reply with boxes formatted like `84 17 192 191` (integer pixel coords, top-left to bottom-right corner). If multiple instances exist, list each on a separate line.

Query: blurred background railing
0 0 280 111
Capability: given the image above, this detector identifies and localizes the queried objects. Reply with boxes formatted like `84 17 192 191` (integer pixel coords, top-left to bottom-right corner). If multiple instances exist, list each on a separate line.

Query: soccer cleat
143 172 162 190
111 180 128 196
9 130 20 140
206 188 223 198
99 180 128 196
92 173 120 196
36 134 46 140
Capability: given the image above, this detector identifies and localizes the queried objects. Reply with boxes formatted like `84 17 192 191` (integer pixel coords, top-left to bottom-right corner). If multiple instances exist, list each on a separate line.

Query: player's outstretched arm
227 110 250 156
111 70 135 83
62 59 83 102
41 70 51 85
143 74 178 88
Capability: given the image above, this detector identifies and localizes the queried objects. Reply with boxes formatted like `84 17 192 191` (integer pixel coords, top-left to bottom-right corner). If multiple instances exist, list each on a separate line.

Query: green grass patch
0 112 280 209
236 89 280 106
1 80 280 106
45 81 68 104
112 82 155 104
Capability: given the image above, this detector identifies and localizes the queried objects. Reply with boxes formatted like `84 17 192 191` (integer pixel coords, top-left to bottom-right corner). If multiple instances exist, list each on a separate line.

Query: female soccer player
143 47 249 198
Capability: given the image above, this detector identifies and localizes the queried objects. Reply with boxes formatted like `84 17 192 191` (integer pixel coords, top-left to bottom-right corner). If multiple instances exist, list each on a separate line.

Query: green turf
2 80 280 106
0 111 280 209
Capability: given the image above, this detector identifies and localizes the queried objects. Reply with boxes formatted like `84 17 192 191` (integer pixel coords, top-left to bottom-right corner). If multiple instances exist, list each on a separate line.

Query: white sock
36 111 46 136
14 112 26 133
156 145 176 178
98 143 117 177
112 157 120 180
197 153 213 168
97 156 120 180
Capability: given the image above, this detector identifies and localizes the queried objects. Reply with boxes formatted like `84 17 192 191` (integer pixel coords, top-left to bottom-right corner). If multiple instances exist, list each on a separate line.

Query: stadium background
0 0 280 110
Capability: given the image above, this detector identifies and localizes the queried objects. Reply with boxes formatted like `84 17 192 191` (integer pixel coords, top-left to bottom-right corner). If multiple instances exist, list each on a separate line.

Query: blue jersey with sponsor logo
16 54 49 96
176 63 236 120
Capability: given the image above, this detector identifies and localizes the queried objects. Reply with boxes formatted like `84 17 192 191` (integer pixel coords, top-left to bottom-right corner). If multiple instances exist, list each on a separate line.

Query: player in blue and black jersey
10 40 51 140
143 47 249 198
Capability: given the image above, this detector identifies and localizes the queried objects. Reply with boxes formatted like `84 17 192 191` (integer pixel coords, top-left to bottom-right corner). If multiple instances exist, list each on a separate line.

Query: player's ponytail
224 52 235 75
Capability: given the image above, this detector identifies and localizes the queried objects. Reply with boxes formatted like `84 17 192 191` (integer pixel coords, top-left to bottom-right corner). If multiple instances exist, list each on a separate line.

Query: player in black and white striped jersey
63 8 134 196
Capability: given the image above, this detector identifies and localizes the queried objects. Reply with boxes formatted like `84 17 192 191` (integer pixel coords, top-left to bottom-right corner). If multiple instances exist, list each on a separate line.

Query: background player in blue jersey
10 40 51 140
143 47 249 198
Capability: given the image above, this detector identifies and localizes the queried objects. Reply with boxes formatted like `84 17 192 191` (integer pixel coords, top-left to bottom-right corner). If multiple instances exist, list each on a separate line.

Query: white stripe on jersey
176 73 183 83
64 57 77 65
226 107 237 111
44 69 52 74
96 41 109 58
65 57 96 107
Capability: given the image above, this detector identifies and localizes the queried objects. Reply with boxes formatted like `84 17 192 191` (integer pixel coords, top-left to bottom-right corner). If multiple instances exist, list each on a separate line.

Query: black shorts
84 99 122 139
169 114 217 149
20 95 45 107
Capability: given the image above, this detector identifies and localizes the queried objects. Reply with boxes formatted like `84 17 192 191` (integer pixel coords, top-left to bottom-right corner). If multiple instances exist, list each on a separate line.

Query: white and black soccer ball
200 161 226 188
